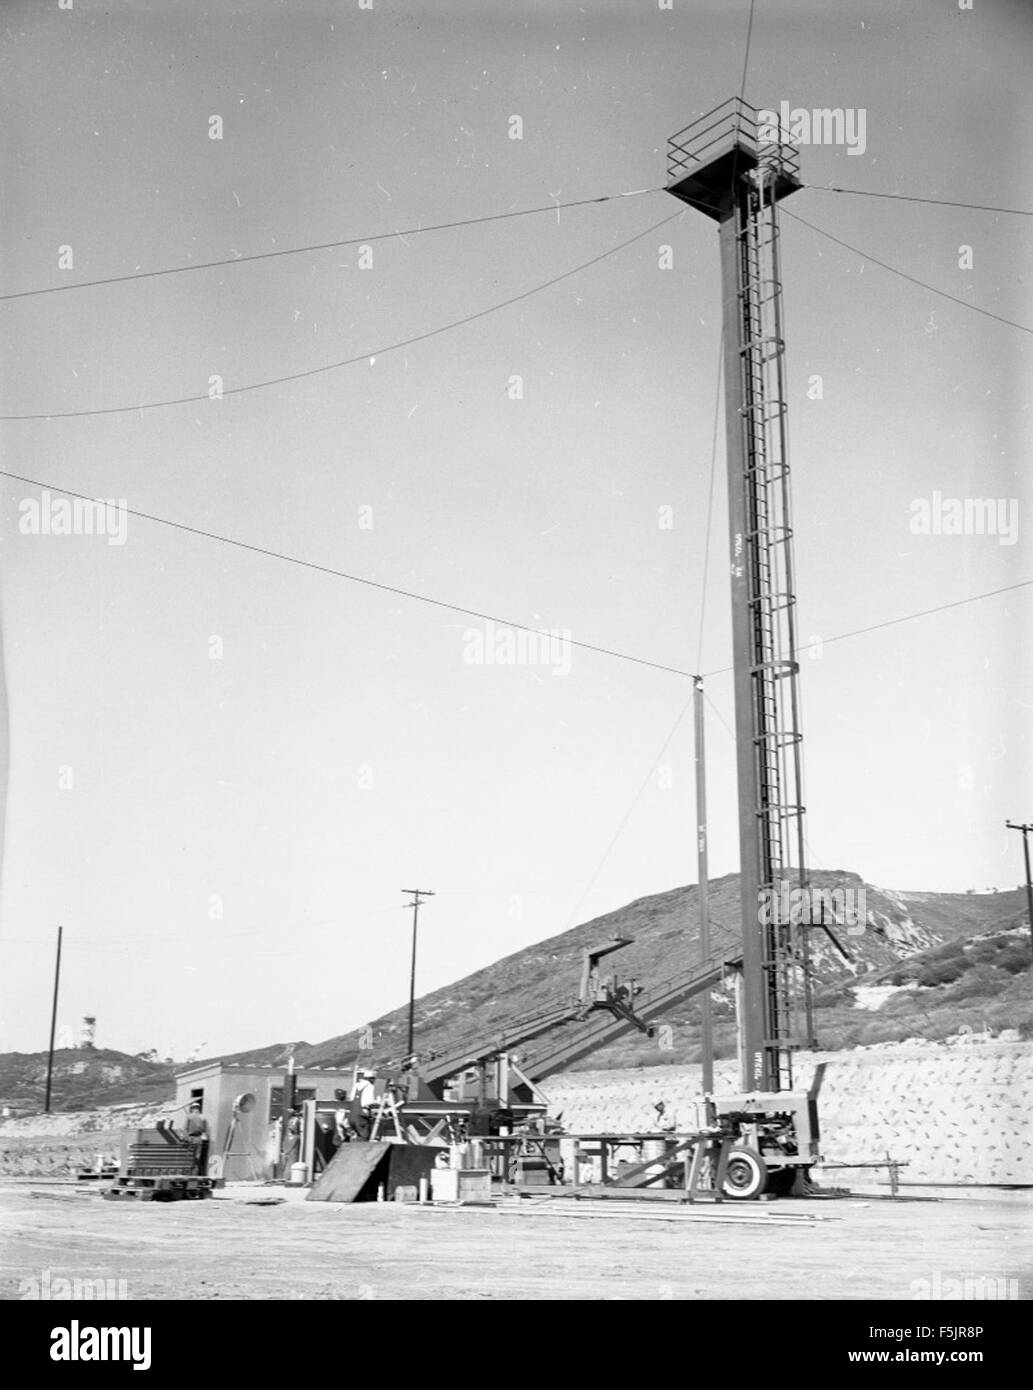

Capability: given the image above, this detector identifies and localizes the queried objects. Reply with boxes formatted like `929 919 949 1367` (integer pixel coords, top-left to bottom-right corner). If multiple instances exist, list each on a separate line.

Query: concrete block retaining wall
543 1040 1033 1186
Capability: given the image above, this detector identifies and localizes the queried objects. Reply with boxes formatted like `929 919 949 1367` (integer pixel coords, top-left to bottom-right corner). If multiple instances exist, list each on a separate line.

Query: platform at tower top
667 96 802 219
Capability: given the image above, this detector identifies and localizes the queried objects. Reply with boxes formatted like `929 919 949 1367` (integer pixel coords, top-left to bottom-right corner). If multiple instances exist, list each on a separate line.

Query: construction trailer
173 1060 356 1181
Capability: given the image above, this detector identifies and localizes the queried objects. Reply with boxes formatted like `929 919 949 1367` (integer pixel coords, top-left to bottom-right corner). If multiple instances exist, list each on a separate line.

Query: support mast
669 99 810 1093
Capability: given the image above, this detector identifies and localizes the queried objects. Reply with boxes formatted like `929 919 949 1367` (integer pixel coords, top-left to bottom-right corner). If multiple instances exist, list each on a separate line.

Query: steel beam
718 208 769 1092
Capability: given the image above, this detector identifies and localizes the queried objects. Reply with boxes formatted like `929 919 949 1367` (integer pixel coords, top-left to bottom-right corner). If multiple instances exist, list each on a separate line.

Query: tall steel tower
668 98 810 1094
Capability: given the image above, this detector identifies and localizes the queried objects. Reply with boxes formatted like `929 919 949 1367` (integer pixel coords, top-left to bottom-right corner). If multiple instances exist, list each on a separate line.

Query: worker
281 1107 302 1174
184 1102 210 1175
654 1099 676 1133
333 1089 353 1147
350 1069 377 1141
312 1116 334 1174
653 1100 681 1190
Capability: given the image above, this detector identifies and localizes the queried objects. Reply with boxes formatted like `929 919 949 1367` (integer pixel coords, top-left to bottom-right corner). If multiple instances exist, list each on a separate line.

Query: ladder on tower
666 99 820 1097
733 160 810 1092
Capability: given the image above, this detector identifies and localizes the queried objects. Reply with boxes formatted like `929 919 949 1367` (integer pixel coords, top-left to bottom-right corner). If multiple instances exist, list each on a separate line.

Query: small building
173 1062 356 1181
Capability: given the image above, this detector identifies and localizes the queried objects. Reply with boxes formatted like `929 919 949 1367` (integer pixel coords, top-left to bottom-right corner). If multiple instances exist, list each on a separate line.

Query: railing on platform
667 96 801 187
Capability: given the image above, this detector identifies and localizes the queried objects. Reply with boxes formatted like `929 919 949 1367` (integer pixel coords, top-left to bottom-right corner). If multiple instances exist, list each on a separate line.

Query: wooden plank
306 1143 389 1203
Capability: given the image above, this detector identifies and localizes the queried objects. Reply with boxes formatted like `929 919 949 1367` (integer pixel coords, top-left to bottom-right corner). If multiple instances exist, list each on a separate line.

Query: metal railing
667 96 801 187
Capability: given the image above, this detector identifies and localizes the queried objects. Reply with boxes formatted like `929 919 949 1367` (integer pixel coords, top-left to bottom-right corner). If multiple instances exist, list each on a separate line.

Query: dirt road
1 1182 1029 1301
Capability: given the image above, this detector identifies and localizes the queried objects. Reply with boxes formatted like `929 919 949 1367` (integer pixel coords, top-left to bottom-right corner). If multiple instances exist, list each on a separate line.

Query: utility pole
402 889 434 1059
693 678 714 1093
1005 822 1033 961
44 925 63 1114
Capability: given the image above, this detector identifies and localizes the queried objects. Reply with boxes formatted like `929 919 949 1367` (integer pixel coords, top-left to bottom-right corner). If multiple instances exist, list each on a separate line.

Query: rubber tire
722 1147 768 1201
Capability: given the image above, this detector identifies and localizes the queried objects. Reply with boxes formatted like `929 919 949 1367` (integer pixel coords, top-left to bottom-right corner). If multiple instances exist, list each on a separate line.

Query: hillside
0 1047 175 1115
2 874 1027 1112
287 871 1029 1074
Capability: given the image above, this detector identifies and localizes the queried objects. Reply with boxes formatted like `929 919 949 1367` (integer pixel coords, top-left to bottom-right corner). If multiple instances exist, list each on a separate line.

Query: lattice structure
668 99 810 1092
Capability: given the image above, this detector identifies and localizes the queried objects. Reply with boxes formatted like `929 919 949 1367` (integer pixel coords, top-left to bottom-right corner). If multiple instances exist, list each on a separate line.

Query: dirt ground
1 1180 1030 1301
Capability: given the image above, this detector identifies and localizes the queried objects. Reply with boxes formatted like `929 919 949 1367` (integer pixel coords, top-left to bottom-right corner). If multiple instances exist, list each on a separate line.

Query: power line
561 693 696 933
555 557 1026 950
695 0 752 677
783 208 1033 336
0 188 664 305
6 177 1022 312
738 0 757 99
3 487 1029 687
703 689 735 743
813 582 1033 653
702 579 1033 677
7 198 1027 422
701 690 832 873
0 468 692 679
802 184 1033 218
0 209 683 421
557 2 766 936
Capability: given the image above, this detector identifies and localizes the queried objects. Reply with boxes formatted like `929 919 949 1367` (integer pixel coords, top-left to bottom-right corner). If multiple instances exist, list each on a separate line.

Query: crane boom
406 938 656 1100
523 944 742 1081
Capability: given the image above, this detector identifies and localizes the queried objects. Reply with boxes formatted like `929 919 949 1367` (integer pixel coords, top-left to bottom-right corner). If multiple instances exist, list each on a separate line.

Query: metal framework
397 940 655 1108
668 99 811 1093
565 1130 736 1202
523 930 741 1078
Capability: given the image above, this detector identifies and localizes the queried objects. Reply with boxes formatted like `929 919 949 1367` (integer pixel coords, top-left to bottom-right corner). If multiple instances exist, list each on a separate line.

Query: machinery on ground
103 1121 215 1203
351 925 825 1198
365 939 653 1142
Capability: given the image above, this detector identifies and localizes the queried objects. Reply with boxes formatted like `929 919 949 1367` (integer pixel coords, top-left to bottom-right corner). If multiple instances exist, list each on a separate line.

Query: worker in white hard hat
350 1069 377 1141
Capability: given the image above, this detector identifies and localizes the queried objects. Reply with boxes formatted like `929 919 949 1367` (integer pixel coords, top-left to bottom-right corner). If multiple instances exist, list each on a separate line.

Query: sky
0 0 1030 1060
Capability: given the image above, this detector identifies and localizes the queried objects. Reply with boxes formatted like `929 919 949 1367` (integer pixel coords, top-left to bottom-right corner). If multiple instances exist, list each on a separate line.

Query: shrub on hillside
941 963 1007 1002
922 939 967 964
996 945 1030 976
916 957 969 988
881 986 925 1013
967 936 1014 966
886 962 923 987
